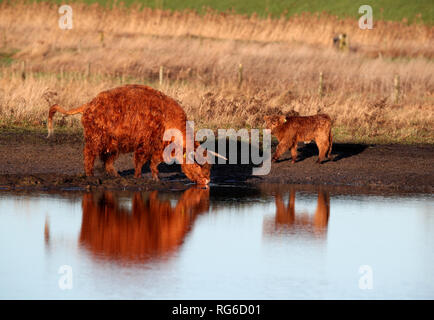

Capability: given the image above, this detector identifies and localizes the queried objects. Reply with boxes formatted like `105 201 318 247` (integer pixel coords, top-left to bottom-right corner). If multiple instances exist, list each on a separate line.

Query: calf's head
264 115 287 131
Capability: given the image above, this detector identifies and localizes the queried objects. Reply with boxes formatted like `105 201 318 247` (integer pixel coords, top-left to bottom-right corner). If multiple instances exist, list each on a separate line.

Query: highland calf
47 85 223 184
264 114 333 164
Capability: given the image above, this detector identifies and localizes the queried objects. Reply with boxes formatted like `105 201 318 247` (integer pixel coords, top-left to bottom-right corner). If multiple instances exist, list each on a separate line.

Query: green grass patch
22 0 434 24
331 125 434 145
0 123 84 144
0 49 18 66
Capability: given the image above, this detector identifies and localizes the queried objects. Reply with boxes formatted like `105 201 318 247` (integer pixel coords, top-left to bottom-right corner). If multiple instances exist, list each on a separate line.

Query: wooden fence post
393 74 400 103
21 61 26 81
86 62 91 79
159 66 163 86
100 31 105 47
60 66 66 82
238 63 243 89
118 72 123 84
318 71 324 98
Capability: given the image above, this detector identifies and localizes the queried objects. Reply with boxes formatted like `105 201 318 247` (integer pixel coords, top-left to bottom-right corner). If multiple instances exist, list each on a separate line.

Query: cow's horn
208 150 227 161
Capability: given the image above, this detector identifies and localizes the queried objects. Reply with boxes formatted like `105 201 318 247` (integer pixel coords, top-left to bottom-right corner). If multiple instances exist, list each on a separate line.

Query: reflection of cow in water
79 187 209 261
263 189 330 237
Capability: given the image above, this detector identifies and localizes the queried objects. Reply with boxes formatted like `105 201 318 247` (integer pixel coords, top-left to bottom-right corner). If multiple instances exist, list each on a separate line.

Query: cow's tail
47 104 87 138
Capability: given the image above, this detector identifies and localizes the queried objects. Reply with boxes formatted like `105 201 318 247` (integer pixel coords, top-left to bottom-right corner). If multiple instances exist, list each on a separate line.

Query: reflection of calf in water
264 189 330 237
79 188 209 261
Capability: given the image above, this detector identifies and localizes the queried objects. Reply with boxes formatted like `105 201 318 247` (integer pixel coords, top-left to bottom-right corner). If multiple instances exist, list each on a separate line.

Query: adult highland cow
79 188 209 261
47 85 224 184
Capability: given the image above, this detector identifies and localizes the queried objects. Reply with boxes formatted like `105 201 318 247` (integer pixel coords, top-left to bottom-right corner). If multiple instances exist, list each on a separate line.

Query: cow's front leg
150 155 161 181
101 151 119 177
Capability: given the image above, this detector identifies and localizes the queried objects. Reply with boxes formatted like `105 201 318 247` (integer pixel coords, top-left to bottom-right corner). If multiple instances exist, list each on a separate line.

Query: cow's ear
186 151 195 164
181 151 189 164
172 142 184 164
280 115 287 123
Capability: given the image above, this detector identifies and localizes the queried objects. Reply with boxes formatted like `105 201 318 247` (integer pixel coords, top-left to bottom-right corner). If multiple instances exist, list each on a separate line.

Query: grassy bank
0 1 433 144
19 0 434 24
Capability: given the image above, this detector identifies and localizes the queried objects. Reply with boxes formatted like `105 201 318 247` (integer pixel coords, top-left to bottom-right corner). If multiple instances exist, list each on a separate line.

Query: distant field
28 0 434 24
0 1 433 143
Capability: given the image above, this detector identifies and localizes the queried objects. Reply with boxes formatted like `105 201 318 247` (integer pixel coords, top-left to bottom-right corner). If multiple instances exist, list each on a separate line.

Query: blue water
0 186 433 299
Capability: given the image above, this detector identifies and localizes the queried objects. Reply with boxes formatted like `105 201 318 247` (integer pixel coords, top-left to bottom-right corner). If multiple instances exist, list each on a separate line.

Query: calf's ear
280 115 287 123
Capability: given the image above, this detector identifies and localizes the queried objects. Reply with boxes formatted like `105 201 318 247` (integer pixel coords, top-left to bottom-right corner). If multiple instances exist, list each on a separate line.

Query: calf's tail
47 104 87 138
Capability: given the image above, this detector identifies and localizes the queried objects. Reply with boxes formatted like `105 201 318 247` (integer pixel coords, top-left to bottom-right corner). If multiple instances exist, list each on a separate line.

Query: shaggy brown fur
47 85 211 184
79 188 209 261
264 113 333 164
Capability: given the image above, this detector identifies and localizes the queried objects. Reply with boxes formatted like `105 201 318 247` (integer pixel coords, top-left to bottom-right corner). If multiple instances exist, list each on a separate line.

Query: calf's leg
290 145 298 164
272 139 291 162
316 138 329 164
327 131 333 159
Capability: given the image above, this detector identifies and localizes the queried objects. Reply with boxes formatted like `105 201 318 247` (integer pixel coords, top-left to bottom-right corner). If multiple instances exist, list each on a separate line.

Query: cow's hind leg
100 152 119 177
84 143 97 176
134 150 149 178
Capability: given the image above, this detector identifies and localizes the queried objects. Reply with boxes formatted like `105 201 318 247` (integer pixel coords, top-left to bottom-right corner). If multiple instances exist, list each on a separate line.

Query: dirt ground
0 130 432 193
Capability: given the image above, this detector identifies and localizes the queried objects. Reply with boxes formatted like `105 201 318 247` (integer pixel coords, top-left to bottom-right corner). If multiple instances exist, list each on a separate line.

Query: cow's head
181 155 211 185
166 131 226 185
181 144 211 185
180 143 227 185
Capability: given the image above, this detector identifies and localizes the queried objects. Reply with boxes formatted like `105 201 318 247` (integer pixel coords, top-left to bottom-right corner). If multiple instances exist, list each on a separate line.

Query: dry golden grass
0 1 433 143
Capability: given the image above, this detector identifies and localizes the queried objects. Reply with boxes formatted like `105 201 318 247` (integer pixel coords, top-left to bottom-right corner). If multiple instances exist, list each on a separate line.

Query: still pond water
0 185 433 299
